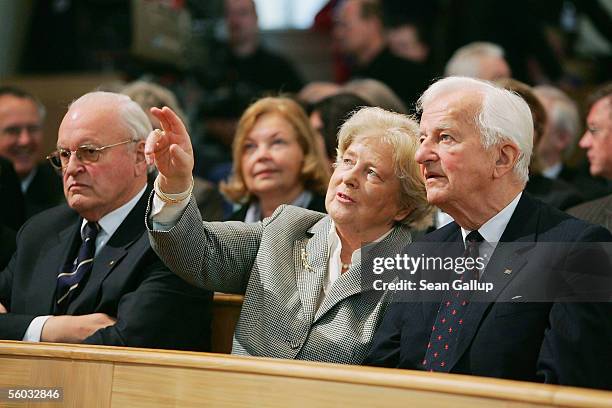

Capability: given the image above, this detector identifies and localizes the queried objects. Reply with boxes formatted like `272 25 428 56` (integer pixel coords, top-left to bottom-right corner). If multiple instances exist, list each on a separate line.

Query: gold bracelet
154 175 194 204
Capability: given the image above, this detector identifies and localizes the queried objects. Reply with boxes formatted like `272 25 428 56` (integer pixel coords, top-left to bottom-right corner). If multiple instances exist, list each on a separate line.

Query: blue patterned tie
422 230 484 372
55 221 100 312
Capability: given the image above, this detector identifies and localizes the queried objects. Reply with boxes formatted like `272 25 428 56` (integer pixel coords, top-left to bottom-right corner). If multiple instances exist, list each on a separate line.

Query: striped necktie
55 221 100 312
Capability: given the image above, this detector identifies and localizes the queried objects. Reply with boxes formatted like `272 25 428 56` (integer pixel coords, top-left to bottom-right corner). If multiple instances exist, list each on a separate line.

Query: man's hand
0 302 6 313
144 106 194 194
40 313 116 343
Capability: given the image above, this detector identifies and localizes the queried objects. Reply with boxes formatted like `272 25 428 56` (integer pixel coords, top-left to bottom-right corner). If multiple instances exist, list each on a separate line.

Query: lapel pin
503 268 512 275
108 260 115 267
301 249 313 272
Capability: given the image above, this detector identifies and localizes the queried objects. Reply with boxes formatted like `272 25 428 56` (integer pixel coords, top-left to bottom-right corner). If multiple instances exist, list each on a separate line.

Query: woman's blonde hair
221 96 330 203
337 107 433 228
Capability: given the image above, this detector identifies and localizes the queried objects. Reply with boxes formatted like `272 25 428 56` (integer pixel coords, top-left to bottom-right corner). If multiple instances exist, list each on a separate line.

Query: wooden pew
211 292 243 353
0 341 610 408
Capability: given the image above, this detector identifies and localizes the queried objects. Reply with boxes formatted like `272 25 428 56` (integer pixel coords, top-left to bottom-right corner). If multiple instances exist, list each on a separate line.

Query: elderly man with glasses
0 91 212 351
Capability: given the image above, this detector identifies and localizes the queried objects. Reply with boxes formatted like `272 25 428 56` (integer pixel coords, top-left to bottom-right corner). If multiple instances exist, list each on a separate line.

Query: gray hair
343 79 408 114
533 85 580 159
336 106 432 228
0 85 47 122
69 91 152 142
417 76 533 185
444 42 505 78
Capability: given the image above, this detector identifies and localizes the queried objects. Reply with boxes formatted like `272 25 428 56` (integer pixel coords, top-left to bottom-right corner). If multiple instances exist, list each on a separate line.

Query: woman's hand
144 107 194 193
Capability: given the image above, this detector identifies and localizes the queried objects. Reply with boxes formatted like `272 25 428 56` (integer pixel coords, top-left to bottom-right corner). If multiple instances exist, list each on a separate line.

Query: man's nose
63 151 85 176
578 131 592 149
415 138 435 164
17 128 33 145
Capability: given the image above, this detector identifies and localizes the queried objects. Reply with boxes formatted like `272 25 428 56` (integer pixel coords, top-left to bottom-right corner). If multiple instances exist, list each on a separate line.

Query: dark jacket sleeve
0 249 37 340
82 259 213 351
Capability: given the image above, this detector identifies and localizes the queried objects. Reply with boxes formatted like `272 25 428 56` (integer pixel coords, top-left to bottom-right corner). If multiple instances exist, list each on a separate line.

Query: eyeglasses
1 124 42 137
46 139 136 170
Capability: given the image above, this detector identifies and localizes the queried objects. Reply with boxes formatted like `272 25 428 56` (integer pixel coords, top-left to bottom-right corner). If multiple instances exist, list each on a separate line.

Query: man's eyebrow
420 122 452 136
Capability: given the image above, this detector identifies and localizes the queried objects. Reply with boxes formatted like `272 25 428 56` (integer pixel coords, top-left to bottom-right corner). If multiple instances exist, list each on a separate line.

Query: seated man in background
569 83 612 231
534 85 611 202
0 86 64 221
334 0 429 110
0 91 212 351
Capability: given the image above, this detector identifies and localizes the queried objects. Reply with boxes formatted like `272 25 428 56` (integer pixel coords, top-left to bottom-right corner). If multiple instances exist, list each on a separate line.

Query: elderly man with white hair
0 92 212 351
366 77 612 390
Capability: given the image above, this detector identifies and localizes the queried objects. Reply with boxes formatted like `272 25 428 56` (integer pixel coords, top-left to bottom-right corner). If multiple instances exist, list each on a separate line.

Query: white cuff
22 315 52 342
151 192 190 230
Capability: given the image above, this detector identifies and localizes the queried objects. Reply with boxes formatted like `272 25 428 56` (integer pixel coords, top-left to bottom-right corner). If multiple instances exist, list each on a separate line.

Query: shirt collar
461 192 522 244
541 162 562 179
20 166 37 193
81 184 147 239
327 219 394 261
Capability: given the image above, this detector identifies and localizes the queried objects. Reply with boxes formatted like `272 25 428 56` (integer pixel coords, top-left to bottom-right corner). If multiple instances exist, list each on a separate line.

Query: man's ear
493 143 520 179
134 141 147 176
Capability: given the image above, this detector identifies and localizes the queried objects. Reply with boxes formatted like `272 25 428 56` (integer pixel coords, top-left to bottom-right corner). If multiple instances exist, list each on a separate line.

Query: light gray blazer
147 196 411 364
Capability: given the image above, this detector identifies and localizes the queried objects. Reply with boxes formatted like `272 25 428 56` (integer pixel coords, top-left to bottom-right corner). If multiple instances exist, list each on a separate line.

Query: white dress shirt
541 162 563 180
460 192 522 275
23 185 147 342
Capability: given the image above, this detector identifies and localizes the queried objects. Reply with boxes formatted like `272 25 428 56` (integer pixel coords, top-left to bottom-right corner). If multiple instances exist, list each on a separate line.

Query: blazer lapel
30 222 80 314
314 224 413 323
293 217 330 323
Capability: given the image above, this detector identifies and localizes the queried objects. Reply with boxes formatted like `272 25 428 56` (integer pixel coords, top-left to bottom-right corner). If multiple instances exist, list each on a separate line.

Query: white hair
69 91 152 142
444 42 505 78
417 76 534 184
533 85 580 158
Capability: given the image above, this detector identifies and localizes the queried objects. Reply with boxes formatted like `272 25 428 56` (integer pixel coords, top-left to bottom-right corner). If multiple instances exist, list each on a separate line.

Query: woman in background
221 96 330 221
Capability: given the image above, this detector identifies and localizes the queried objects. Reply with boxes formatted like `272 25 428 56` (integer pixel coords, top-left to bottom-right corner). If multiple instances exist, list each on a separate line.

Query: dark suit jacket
0 185 213 351
0 157 24 231
568 193 612 232
227 192 327 221
526 174 584 210
24 162 65 220
559 164 612 202
0 158 21 268
365 193 612 390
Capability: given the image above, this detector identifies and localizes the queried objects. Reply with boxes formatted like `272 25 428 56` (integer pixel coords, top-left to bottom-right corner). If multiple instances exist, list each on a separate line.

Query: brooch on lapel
301 248 314 272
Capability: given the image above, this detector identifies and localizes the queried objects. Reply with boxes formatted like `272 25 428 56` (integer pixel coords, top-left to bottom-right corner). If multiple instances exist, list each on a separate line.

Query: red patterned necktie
421 230 484 372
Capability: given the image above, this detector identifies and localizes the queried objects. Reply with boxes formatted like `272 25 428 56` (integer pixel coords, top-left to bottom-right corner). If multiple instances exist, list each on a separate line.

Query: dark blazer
365 193 612 390
23 162 65 220
567 193 612 232
227 192 327 221
0 185 213 351
0 157 24 231
525 174 584 210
